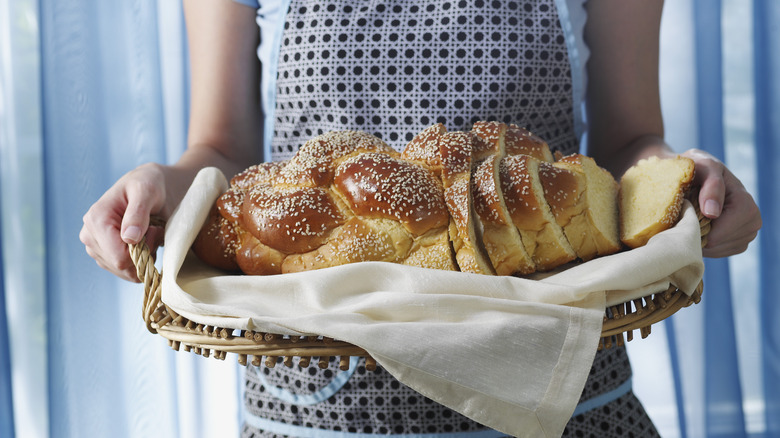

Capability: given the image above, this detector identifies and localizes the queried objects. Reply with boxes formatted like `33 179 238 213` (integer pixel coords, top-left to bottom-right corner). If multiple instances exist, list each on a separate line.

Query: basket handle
128 216 166 333
598 196 710 348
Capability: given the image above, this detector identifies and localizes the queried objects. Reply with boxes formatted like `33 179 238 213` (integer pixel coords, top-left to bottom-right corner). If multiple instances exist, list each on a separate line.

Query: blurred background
0 0 777 437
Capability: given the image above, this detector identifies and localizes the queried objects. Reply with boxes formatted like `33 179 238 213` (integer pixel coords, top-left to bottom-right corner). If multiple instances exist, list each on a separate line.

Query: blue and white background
0 1 777 437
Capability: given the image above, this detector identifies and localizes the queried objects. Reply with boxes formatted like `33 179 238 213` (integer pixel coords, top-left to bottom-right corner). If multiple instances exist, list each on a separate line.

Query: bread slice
547 154 621 260
471 121 554 162
439 131 495 275
504 124 554 162
472 155 536 275
499 154 577 271
619 155 695 248
470 121 507 161
468 121 533 275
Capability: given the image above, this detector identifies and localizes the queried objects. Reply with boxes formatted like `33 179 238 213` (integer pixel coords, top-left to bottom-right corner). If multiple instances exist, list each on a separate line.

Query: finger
679 149 725 218
89 231 140 282
694 162 726 219
701 176 761 258
79 223 96 248
703 240 753 259
121 180 165 245
705 224 759 256
94 256 141 283
704 210 761 258
83 229 141 283
83 205 141 281
708 203 761 238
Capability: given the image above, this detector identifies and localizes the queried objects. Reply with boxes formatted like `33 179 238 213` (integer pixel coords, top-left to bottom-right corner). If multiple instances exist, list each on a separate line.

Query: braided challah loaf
194 130 455 275
193 123 692 276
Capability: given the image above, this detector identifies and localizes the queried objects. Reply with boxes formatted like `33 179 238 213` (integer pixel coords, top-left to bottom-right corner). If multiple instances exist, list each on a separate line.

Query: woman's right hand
81 0 262 282
80 163 171 283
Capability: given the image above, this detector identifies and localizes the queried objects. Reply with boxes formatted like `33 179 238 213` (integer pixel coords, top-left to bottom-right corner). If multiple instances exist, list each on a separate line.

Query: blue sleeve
231 0 259 8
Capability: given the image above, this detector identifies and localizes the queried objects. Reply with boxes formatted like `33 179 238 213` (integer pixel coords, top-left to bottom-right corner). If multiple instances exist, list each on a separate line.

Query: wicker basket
130 206 710 371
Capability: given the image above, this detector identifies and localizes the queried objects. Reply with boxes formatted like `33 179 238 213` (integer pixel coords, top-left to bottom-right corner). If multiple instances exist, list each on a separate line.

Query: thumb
120 182 164 244
689 154 726 219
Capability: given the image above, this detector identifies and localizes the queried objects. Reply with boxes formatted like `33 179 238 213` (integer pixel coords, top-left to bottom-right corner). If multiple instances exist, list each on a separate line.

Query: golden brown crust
193 125 636 277
196 130 456 275
537 161 600 262
279 130 397 187
242 185 346 254
215 162 289 225
439 131 475 184
333 153 449 236
191 205 241 272
470 121 506 161
553 154 621 259
538 161 584 225
472 156 507 227
443 179 472 242
282 217 412 273
500 155 547 231
504 124 554 162
230 161 287 190
401 123 446 177
402 228 458 271
216 187 245 224
500 154 576 270
472 155 535 275
439 131 495 275
234 228 285 275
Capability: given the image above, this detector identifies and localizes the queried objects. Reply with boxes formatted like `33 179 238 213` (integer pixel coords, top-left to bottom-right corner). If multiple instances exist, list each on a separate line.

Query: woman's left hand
680 149 762 258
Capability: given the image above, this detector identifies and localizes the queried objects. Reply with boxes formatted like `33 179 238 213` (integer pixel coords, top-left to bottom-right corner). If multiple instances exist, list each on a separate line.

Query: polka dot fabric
563 392 661 438
270 0 578 161
243 357 495 436
563 347 660 437
242 348 657 437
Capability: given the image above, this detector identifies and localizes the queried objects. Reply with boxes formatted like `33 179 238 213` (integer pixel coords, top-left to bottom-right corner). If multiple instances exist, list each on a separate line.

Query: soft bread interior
439 131 495 275
619 156 695 248
472 155 536 275
500 154 576 271
551 154 621 260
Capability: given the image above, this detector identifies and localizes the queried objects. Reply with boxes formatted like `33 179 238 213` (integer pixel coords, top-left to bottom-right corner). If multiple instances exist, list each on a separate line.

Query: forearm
144 142 258 220
584 0 666 177
161 0 262 211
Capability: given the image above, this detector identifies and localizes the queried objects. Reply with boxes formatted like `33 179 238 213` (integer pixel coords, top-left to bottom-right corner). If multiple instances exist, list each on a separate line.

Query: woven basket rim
131 203 710 368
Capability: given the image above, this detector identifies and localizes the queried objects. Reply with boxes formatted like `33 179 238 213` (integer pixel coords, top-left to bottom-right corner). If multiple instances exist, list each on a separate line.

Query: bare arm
80 0 262 281
585 0 761 257
585 0 667 175
179 0 262 176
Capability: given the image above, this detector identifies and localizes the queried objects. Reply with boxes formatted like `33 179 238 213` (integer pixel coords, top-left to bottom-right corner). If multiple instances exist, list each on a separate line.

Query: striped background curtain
0 185 13 438
0 0 777 437
755 0 780 434
629 1 777 437
1 1 240 437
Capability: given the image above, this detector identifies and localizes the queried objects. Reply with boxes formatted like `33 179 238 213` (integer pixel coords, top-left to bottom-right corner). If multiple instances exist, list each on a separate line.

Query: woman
80 0 761 436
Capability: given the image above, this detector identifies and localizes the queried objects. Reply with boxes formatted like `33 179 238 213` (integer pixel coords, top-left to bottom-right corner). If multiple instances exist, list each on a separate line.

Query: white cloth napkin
161 167 704 437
